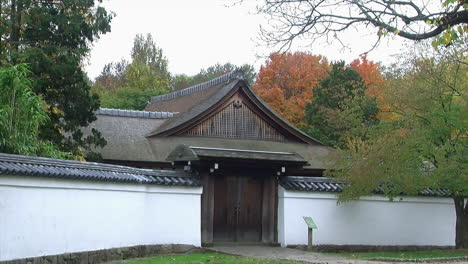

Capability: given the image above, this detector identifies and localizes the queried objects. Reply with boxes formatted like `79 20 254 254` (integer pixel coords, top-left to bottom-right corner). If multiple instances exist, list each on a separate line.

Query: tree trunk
454 196 468 249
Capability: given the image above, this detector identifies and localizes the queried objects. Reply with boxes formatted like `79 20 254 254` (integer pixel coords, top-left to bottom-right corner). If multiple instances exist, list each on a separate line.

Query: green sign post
303 216 318 250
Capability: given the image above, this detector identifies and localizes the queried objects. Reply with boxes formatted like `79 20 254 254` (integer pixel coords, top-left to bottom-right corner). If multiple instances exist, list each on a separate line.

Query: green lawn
114 252 302 264
331 250 468 260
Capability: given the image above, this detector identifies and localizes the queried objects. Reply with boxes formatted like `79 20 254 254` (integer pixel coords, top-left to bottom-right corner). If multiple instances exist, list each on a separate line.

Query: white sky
85 0 410 80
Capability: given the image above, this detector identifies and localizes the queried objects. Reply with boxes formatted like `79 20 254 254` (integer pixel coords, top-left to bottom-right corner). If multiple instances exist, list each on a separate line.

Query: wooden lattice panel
182 96 287 141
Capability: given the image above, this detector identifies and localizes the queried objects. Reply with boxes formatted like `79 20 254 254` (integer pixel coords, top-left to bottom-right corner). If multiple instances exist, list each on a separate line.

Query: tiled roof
0 153 200 187
279 176 451 197
96 108 177 119
149 71 245 103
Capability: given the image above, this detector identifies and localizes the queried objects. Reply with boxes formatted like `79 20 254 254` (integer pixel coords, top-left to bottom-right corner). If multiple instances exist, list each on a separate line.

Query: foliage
304 62 379 147
94 59 128 92
0 0 112 158
95 86 167 111
253 52 330 127
253 53 384 129
350 55 392 120
171 63 257 91
92 33 170 110
0 64 71 159
131 34 170 80
328 44 467 247
350 56 385 105
255 0 467 50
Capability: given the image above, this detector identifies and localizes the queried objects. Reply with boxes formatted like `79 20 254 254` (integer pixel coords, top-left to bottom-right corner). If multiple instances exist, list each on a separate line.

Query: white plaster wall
0 176 202 261
278 186 456 247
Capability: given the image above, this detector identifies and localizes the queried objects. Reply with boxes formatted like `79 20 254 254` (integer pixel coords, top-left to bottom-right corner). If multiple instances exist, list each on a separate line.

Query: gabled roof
145 72 323 145
0 153 200 187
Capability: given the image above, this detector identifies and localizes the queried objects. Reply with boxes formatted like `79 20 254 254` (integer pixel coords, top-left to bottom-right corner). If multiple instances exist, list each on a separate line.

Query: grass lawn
113 252 302 264
331 250 468 260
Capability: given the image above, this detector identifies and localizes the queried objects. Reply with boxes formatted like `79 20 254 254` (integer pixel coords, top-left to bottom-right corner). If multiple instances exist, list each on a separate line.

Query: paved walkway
210 246 468 264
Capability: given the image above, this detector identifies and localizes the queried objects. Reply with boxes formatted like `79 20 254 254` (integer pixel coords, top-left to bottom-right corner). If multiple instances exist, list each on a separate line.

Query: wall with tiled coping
0 176 202 261
278 186 456 247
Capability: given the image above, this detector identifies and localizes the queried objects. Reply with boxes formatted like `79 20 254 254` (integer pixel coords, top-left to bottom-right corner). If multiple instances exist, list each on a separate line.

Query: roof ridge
0 153 183 177
96 108 178 119
150 71 244 103
284 176 334 182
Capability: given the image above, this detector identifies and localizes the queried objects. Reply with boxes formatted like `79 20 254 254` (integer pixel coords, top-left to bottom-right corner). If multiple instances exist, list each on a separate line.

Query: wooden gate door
213 174 263 242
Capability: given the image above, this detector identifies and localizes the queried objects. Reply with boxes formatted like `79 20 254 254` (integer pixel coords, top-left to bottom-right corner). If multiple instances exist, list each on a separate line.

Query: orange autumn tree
350 55 388 117
253 52 330 127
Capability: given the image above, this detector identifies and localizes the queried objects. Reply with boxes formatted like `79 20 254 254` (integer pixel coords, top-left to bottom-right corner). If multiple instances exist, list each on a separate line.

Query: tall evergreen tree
0 0 112 158
304 62 379 147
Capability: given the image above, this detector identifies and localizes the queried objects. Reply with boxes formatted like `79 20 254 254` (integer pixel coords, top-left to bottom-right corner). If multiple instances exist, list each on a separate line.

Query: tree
171 63 257 91
0 64 71 159
94 59 128 92
253 52 330 127
328 44 467 248
350 55 384 101
304 62 379 147
0 0 112 158
255 0 468 50
131 33 170 83
92 33 171 110
350 55 388 118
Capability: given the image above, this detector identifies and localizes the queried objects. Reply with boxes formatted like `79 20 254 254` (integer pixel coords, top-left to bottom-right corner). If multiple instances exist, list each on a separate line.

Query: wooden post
307 228 313 251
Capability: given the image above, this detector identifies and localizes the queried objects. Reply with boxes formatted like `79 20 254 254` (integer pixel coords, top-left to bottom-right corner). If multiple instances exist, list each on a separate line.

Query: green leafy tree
304 62 379 147
171 63 256 91
328 44 468 248
0 0 112 158
131 33 170 81
0 64 71 159
92 33 170 110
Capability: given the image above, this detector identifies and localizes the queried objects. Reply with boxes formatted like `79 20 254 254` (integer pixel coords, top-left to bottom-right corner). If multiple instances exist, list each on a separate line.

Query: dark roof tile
279 176 449 197
96 108 177 119
0 153 200 187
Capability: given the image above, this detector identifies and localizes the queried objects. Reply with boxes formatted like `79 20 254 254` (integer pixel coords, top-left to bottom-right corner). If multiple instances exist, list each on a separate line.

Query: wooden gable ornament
181 94 288 142
145 72 322 145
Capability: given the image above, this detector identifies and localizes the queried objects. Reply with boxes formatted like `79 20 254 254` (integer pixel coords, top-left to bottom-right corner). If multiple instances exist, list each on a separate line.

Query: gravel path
209 246 468 264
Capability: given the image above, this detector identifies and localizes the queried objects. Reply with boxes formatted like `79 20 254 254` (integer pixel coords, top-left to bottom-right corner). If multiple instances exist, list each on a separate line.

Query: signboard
303 216 318 229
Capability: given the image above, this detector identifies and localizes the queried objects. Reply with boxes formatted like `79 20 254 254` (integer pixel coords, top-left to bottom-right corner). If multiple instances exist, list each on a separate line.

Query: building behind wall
86 71 332 246
84 71 455 247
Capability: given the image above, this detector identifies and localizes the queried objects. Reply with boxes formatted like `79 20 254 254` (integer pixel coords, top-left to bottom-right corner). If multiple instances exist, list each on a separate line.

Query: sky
85 0 410 80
